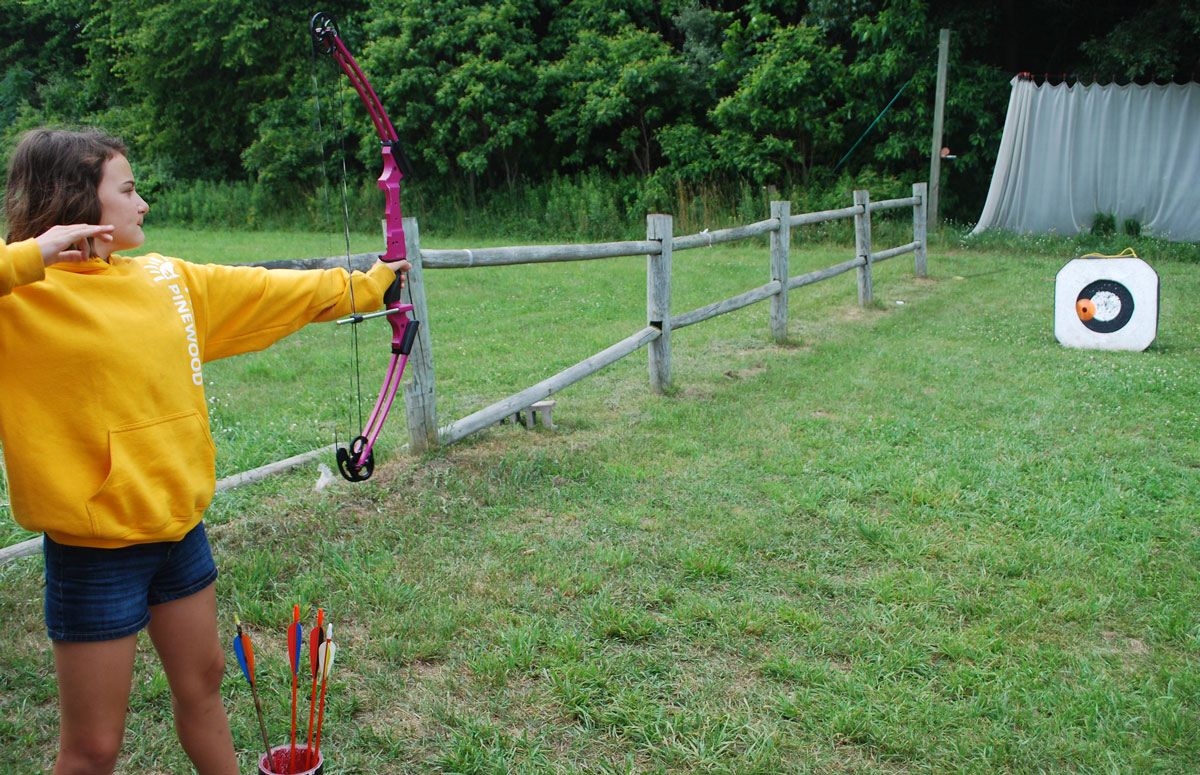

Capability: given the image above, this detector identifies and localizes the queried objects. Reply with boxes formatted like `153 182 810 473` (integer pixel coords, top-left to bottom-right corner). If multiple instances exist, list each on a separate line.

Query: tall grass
145 172 1200 265
145 171 921 243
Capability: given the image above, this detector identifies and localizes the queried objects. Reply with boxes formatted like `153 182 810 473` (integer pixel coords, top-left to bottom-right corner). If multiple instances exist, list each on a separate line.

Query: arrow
232 616 272 766
305 608 325 769
313 623 337 761
287 604 304 773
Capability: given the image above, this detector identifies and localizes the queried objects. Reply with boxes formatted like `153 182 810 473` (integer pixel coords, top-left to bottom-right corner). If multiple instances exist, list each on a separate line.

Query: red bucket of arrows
234 605 338 775
259 743 323 775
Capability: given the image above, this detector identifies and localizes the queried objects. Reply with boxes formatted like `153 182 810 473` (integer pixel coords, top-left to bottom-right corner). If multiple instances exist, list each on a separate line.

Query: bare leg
53 635 137 774
147 583 237 775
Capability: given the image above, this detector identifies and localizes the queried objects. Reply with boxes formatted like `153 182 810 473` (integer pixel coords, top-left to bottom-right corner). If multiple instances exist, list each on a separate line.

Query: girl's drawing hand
36 224 115 265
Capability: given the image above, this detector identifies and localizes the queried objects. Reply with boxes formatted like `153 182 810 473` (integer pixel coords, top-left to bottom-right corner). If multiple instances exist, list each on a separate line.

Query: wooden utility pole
928 28 950 228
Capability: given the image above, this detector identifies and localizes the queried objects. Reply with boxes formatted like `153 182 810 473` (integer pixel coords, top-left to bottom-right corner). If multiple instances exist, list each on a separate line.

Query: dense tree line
3 0 1197 226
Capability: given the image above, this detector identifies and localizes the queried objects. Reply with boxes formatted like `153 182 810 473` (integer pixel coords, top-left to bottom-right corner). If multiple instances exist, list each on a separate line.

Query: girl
1 127 406 774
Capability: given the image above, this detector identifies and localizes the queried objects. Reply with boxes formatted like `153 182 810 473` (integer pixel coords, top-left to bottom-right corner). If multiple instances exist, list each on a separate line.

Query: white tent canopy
973 77 1200 241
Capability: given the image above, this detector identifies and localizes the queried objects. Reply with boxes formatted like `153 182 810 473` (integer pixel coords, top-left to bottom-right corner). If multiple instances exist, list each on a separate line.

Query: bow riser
380 146 406 263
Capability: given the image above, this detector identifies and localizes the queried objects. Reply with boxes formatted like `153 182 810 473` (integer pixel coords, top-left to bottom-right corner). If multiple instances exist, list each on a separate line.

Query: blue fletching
291 621 304 674
233 634 252 685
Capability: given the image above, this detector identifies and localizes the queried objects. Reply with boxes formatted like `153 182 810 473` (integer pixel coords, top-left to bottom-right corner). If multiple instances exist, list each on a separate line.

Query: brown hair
4 128 128 242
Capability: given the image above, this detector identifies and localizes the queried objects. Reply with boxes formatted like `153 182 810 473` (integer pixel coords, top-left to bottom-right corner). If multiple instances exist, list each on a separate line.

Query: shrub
1091 213 1116 236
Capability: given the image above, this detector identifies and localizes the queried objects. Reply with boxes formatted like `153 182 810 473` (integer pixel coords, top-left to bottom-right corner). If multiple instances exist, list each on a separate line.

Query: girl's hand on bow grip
378 258 411 284
379 258 411 275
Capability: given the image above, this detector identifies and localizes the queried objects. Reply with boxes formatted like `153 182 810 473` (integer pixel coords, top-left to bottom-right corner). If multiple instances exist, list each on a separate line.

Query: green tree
86 0 341 184
364 0 544 199
0 0 93 150
711 22 843 182
540 0 669 58
1078 0 1200 82
805 0 1010 218
545 24 693 176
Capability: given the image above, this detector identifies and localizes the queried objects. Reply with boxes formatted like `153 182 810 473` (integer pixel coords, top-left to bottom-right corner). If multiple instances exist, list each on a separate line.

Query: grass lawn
1 226 1197 773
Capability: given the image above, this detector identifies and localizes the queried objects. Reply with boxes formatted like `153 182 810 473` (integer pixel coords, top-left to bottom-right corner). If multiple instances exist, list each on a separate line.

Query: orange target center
1076 299 1096 321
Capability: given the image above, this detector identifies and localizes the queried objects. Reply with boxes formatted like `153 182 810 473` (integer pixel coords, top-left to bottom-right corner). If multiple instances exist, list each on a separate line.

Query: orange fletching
240 632 256 683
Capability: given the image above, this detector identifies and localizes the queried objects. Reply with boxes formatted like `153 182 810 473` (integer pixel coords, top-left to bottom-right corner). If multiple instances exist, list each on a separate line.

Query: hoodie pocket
85 410 217 541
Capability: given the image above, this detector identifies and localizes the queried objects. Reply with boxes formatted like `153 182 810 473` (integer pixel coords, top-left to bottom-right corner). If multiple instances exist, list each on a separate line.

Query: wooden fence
0 182 927 565
400 182 929 452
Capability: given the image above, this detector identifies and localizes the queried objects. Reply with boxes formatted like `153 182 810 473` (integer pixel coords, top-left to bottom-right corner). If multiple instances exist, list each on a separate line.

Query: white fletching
319 624 337 678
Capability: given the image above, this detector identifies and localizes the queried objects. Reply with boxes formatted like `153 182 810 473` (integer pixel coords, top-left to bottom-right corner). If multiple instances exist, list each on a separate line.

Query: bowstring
309 35 366 452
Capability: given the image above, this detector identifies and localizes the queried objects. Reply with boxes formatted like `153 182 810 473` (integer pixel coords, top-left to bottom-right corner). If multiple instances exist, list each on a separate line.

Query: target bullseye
1075 279 1135 333
1090 291 1120 321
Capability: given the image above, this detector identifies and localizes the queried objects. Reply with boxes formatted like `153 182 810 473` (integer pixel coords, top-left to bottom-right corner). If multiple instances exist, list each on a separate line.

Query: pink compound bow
311 11 419 482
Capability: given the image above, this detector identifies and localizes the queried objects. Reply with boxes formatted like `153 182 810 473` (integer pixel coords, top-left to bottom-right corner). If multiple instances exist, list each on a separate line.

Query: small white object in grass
895 300 906 305
314 462 336 492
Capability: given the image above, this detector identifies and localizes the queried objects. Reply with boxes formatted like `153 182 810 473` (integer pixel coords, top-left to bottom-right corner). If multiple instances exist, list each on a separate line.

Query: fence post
402 217 439 451
769 200 791 342
646 214 673 393
853 190 873 306
912 182 928 278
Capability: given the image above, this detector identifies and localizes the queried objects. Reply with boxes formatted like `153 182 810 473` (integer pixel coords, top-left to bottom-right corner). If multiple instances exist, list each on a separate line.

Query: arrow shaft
306 609 325 770
249 683 271 759
306 674 320 769
290 673 299 771
288 607 302 772
314 667 330 756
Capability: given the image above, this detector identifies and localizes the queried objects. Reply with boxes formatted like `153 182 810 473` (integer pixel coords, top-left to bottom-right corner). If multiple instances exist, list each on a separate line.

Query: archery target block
1054 257 1158 351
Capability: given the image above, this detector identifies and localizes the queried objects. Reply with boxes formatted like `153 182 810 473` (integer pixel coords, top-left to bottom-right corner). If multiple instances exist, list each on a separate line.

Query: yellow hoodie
0 245 396 548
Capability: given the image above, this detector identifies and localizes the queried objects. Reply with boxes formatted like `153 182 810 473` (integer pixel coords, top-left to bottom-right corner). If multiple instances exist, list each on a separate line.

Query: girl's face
95 154 149 257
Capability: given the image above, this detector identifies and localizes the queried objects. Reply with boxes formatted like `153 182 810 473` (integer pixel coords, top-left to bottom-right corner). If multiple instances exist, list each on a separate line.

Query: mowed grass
1 224 1198 773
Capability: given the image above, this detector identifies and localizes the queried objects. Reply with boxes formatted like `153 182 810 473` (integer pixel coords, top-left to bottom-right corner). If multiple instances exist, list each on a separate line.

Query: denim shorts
43 521 218 642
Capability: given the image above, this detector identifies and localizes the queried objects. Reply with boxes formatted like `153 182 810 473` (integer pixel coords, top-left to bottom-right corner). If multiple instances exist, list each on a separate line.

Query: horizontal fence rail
0 444 341 565
869 196 922 212
2 181 929 567
672 218 780 251
788 257 865 290
422 241 660 268
871 240 922 263
673 280 782 330
440 326 661 445
788 204 863 227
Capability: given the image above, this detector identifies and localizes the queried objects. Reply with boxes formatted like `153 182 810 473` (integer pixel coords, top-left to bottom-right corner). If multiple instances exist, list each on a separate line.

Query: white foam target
1054 257 1158 351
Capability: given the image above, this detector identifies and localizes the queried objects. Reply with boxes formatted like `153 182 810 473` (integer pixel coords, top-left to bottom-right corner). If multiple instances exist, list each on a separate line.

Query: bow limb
311 12 413 264
336 286 419 482
313 12 421 481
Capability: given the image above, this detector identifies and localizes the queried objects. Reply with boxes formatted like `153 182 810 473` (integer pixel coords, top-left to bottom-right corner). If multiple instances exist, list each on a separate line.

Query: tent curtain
972 77 1200 242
